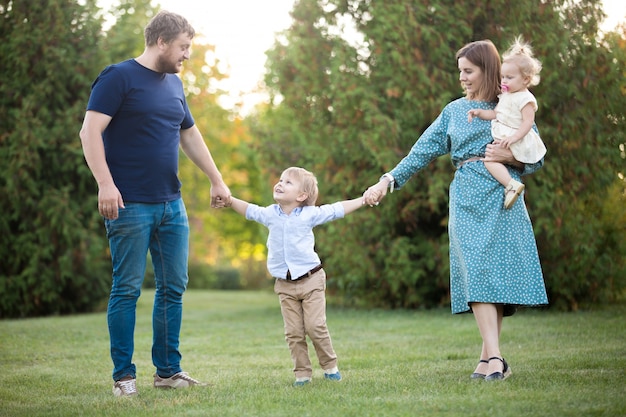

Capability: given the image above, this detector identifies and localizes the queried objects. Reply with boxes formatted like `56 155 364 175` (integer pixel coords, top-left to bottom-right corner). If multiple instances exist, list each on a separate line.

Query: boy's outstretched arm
341 196 366 215
229 197 249 217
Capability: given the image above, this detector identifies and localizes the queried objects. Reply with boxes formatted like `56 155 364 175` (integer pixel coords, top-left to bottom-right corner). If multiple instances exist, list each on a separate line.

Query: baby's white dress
491 90 547 163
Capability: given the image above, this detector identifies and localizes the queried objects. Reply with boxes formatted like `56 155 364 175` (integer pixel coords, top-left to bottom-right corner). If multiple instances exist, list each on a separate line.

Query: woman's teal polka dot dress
389 98 548 314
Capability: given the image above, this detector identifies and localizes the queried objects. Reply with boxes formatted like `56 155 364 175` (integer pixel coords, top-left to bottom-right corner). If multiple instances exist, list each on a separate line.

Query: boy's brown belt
286 264 323 281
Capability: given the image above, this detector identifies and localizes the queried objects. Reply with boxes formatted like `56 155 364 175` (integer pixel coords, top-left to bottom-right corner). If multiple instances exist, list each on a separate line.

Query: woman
364 40 548 381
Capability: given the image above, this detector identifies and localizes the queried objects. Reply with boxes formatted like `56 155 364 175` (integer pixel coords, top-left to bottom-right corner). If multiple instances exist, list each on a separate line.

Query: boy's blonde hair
283 167 318 206
502 37 542 87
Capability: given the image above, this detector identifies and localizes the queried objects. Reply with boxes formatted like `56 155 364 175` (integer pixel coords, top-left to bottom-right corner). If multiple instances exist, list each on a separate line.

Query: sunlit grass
1 290 624 417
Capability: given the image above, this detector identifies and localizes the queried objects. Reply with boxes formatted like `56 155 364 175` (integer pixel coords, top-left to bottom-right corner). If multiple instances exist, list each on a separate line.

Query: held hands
211 195 232 208
363 180 388 206
209 179 389 209
210 182 232 208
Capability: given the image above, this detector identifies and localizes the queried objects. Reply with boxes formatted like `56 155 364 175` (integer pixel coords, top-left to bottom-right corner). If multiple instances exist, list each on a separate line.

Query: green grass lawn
1 289 624 417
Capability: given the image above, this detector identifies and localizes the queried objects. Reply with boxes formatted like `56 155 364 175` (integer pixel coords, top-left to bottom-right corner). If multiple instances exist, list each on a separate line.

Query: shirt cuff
380 173 395 193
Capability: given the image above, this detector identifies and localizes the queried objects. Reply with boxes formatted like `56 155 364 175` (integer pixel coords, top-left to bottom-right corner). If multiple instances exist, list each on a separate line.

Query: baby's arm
341 196 366 215
468 109 497 122
500 103 535 148
229 197 249 217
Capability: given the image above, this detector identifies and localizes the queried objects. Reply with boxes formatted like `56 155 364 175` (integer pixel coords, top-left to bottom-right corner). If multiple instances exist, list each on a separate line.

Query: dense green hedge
255 0 626 310
1 0 624 317
0 0 111 317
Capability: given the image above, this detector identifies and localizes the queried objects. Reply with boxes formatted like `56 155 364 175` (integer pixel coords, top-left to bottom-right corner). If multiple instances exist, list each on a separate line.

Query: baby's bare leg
484 161 511 187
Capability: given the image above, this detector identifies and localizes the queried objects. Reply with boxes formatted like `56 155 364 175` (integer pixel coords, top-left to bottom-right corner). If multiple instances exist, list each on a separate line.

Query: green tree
258 0 626 309
100 0 157 62
178 40 269 287
0 0 111 317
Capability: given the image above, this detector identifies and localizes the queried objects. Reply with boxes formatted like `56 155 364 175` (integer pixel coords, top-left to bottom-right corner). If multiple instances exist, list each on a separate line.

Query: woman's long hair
455 40 501 102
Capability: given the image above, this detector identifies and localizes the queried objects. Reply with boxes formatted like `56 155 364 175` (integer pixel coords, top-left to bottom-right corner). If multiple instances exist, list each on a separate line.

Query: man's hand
210 182 232 208
98 183 125 220
211 195 232 208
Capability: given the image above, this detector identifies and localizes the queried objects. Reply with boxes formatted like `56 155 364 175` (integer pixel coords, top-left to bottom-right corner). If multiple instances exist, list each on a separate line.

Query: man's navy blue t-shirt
86 59 195 203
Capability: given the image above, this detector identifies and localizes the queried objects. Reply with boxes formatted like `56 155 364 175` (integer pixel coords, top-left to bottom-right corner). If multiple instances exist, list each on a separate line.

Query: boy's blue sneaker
293 378 311 387
324 371 342 381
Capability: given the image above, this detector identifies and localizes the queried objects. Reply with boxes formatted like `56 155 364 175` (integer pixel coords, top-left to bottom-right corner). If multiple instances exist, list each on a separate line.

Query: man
79 10 231 396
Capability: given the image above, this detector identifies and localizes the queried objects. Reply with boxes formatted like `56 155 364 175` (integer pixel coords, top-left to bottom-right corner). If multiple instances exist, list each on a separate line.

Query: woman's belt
456 156 483 169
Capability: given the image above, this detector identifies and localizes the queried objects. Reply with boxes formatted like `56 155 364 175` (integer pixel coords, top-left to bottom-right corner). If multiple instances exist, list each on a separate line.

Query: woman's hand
485 140 523 169
363 180 388 206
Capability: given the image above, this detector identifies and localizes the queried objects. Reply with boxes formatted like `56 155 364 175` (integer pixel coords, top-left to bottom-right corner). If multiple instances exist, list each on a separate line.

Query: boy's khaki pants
274 269 337 379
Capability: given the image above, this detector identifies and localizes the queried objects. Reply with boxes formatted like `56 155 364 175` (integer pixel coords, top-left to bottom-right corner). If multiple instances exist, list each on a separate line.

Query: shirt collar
276 204 304 216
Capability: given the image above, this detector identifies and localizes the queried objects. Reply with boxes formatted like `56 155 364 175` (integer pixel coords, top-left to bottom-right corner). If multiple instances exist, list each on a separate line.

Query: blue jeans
105 198 189 381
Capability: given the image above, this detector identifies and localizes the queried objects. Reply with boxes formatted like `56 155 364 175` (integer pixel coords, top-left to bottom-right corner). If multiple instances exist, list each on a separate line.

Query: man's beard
155 56 180 74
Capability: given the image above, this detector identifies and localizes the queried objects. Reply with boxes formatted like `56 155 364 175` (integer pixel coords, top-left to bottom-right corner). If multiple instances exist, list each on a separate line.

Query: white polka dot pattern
389 98 548 314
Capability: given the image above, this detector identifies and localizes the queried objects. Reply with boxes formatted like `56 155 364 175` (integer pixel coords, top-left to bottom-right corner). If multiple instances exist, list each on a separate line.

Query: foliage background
0 0 624 317
0 0 111 317
255 0 626 310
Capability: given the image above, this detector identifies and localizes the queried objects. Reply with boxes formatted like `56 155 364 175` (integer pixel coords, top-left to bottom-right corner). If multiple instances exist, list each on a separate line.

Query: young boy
225 166 368 386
